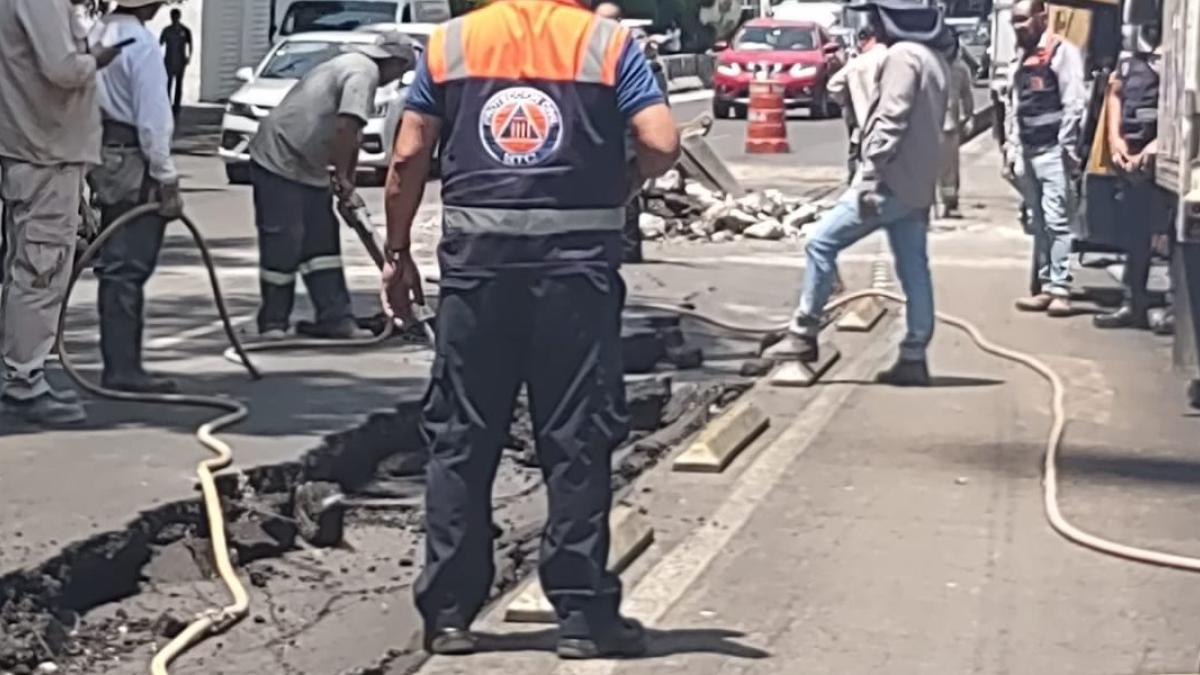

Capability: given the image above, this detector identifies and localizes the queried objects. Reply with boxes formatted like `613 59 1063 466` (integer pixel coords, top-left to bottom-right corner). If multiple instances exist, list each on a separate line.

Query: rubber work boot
557 618 648 660
424 628 477 656
1190 380 1200 411
296 319 373 340
2 393 87 426
1092 305 1149 330
762 333 819 363
1046 296 1072 318
875 359 931 387
48 387 81 405
102 372 180 395
1014 293 1053 312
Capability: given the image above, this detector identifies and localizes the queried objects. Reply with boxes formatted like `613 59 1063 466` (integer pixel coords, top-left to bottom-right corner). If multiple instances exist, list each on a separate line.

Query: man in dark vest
158 7 191 117
1094 23 1173 330
382 0 679 658
1006 0 1087 317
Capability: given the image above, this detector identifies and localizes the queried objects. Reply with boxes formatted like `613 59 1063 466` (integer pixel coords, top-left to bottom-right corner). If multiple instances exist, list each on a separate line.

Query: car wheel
712 98 731 119
812 88 837 120
374 168 390 186
731 103 748 120
225 164 251 185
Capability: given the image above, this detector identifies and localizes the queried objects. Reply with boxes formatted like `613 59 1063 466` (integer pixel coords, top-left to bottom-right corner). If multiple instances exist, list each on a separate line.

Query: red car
712 18 847 119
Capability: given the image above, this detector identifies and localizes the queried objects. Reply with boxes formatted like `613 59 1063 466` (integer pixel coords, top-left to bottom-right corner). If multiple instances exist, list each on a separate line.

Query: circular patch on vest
479 87 563 166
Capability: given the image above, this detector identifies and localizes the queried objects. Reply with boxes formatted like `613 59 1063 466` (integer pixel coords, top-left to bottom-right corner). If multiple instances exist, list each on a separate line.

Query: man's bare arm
385 111 441 251
332 114 365 196
628 102 680 179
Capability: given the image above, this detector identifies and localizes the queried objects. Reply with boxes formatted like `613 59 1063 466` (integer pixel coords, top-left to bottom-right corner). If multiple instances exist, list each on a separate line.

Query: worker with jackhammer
87 0 185 394
765 0 953 387
382 0 679 657
246 31 415 341
1006 0 1087 318
1093 23 1173 331
0 0 123 426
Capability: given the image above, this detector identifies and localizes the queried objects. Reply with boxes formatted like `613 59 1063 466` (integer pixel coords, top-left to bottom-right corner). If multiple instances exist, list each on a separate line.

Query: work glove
159 182 184 219
381 249 425 329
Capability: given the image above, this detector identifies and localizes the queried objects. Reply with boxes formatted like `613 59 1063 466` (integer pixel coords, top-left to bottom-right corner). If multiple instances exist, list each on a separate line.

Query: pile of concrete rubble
638 169 829 243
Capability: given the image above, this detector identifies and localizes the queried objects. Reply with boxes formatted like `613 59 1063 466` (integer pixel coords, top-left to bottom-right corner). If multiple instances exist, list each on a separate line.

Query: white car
218 25 433 184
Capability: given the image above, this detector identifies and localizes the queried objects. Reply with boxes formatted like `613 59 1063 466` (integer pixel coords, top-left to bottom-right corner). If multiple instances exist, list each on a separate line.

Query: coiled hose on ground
56 205 1200 673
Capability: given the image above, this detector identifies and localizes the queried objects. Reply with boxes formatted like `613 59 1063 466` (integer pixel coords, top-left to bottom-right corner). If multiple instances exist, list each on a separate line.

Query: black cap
848 0 944 43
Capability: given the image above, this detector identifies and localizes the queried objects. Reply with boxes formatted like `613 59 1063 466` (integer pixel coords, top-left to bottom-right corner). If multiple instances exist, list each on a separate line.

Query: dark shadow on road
467 627 771 660
1057 452 1200 489
820 375 1004 388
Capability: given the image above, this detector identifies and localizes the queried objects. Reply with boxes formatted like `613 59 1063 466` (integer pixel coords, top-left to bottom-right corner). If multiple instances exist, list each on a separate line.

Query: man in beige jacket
0 0 120 426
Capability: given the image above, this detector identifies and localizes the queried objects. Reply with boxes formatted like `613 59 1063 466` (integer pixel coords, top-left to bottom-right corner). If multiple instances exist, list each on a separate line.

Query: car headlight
789 64 819 79
226 101 256 119
717 62 742 76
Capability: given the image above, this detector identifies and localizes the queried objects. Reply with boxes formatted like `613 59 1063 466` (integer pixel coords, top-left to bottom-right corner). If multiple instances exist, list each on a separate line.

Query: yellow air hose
56 204 257 675
55 206 1200 674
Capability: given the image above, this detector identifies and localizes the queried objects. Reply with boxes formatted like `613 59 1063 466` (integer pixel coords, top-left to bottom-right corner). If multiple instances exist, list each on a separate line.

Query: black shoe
1092 305 1149 330
424 628 477 656
101 373 180 395
1189 380 1200 411
875 359 931 387
295 319 373 340
1 393 87 426
558 618 648 660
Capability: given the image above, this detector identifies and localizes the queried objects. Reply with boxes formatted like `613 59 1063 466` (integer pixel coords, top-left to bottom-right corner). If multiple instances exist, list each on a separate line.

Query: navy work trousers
250 162 352 333
97 200 167 377
415 267 630 640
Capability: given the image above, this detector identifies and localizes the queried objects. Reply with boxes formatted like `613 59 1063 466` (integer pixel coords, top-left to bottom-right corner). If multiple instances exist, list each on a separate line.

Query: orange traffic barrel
745 79 790 154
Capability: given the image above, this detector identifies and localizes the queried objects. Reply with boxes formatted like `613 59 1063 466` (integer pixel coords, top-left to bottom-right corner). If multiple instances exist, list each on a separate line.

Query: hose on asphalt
56 204 1200 674
635 290 1200 579
56 204 258 675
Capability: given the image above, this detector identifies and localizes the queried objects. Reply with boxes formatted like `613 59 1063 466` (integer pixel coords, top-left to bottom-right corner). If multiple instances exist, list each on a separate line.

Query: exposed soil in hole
0 363 748 674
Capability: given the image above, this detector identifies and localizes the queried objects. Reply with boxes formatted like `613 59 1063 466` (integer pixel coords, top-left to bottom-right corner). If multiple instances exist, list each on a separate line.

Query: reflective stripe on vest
1016 37 1064 149
443 205 623 236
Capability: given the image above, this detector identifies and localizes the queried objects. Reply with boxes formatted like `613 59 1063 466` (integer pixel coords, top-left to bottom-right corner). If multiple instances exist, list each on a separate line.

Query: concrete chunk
504 505 654 623
836 296 887 332
673 401 770 473
770 345 842 388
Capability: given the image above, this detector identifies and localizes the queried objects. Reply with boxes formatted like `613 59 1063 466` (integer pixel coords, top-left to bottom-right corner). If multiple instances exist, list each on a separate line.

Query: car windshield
281 1 398 35
259 41 347 79
734 26 817 51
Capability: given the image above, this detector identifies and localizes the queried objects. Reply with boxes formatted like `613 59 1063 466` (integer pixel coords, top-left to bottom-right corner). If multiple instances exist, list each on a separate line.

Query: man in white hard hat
0 0 122 426
87 0 185 394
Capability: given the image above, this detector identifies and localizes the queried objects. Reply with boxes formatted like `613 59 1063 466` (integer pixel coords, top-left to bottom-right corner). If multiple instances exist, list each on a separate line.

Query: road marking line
553 329 896 675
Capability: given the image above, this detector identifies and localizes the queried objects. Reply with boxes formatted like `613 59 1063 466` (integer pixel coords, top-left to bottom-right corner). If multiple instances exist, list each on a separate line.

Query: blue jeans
795 187 935 361
1016 147 1074 297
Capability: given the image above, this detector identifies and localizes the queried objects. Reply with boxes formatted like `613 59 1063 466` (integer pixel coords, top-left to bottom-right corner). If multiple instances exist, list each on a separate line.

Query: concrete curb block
673 401 770 473
836 297 887 332
770 345 843 387
503 505 654 624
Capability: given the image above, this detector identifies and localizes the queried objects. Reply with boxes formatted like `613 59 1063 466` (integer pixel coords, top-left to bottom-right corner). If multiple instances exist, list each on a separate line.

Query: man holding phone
0 0 122 426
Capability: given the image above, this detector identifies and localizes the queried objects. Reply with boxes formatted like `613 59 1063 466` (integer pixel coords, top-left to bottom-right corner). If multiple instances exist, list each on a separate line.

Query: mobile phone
113 38 137 49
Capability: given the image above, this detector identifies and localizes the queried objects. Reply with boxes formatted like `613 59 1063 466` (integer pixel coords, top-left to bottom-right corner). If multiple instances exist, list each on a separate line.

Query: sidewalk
410 138 1200 675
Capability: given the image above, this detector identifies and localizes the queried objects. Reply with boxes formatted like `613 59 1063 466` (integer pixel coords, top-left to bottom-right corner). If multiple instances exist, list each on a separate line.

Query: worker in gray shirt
248 31 415 340
1006 0 1087 317
766 0 952 387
